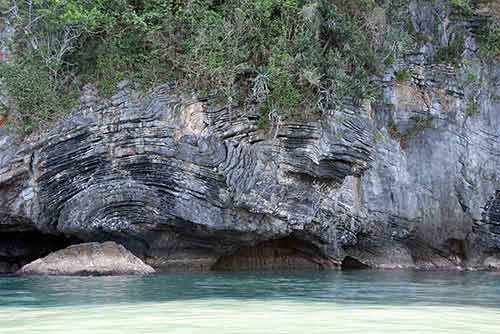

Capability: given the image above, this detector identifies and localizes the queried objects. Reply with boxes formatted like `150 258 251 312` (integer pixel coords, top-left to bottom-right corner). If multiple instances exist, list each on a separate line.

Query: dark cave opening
0 231 81 273
211 237 336 271
446 238 467 262
341 256 371 270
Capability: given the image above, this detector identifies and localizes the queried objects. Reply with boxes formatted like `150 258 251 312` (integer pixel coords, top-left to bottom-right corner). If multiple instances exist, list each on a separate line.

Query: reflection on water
1 271 500 333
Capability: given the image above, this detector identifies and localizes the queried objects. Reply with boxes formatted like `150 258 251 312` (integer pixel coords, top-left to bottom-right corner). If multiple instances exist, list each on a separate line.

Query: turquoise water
1 271 500 333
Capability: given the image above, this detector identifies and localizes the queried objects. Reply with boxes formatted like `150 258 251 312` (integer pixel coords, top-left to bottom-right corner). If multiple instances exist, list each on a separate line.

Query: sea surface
1 271 500 334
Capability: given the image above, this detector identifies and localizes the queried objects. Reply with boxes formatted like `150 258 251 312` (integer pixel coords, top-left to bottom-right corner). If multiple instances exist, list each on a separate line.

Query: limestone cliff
1 1 500 272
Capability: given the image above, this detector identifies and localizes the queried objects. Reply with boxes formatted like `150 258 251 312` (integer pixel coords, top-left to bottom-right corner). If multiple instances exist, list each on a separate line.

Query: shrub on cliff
0 60 76 133
477 20 500 59
2 0 417 133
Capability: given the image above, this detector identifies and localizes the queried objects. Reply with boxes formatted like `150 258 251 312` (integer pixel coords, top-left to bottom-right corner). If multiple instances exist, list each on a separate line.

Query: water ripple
1 271 500 333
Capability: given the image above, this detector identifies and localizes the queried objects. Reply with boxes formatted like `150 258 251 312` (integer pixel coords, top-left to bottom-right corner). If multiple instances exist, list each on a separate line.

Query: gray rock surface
343 242 415 270
483 256 500 270
1 1 500 272
0 81 375 271
17 241 155 276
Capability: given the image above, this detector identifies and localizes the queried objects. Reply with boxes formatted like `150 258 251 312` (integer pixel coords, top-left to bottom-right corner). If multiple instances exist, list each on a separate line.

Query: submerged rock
17 242 155 276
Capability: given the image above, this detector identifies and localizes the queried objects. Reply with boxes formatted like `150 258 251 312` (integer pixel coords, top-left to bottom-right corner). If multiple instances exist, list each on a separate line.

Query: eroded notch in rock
341 256 371 270
446 238 467 263
0 231 81 273
211 237 338 271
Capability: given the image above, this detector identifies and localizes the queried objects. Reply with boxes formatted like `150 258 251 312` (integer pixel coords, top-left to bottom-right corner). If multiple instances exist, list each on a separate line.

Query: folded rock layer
2 2 500 272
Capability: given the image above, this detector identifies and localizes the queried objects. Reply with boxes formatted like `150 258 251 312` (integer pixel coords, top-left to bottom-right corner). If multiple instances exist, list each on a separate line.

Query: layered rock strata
1 1 500 272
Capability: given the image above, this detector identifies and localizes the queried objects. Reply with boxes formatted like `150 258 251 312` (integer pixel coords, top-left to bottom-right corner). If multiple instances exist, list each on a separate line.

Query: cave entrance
341 256 370 270
211 237 336 271
0 231 80 273
446 238 467 263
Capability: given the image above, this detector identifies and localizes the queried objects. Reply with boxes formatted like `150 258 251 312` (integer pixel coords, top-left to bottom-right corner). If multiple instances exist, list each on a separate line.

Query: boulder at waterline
483 256 500 271
17 241 155 276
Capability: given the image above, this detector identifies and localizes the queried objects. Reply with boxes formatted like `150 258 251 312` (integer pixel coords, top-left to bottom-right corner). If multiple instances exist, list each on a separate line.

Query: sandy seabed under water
1 271 499 334
1 300 500 334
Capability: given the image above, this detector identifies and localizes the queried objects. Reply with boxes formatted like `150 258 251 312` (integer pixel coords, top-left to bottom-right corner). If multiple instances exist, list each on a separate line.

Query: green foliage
450 0 475 16
395 69 413 82
465 98 480 117
435 30 466 67
406 117 434 139
477 20 500 59
465 70 479 85
256 103 272 129
444 0 500 60
0 59 77 133
373 130 385 144
0 0 9 12
407 18 432 46
5 0 420 132
388 116 433 149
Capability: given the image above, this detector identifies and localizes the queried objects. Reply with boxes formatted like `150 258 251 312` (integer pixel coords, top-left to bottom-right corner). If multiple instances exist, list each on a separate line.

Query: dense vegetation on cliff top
0 0 499 133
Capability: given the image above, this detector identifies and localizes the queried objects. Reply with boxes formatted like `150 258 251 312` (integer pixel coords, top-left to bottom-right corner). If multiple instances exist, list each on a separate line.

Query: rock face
342 242 415 270
1 1 500 272
2 82 370 272
0 81 375 271
17 242 155 276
